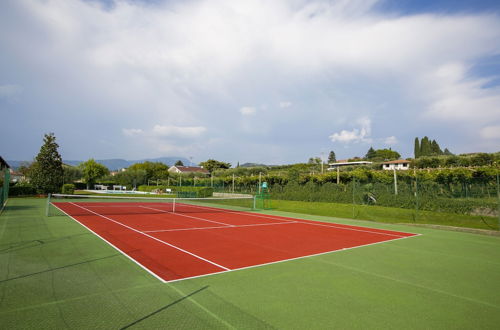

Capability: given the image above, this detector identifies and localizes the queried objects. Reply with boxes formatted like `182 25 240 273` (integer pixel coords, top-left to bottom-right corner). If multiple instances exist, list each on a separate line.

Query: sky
1 0 500 165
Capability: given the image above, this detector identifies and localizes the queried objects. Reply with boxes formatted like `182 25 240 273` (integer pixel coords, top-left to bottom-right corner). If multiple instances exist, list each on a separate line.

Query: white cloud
279 101 292 108
329 117 372 143
480 125 500 139
2 0 500 160
152 125 206 138
122 128 143 137
240 106 256 115
384 136 398 145
422 62 500 124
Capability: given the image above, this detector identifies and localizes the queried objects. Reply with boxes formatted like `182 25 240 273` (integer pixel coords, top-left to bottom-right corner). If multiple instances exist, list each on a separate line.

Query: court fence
0 161 10 212
180 175 500 230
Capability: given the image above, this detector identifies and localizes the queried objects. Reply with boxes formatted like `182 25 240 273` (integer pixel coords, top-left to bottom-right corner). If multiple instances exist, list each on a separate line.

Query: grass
1 197 500 329
270 199 500 231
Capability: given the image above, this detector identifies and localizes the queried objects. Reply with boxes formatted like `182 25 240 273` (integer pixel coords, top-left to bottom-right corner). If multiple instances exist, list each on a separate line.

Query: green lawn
271 199 500 231
1 198 500 329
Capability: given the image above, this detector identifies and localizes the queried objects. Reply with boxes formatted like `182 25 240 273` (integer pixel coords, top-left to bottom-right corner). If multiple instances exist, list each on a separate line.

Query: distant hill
239 163 269 168
7 157 190 171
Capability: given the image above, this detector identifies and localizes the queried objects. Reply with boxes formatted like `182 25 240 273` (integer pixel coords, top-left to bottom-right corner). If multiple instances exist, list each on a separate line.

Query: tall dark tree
365 147 376 160
29 133 64 193
430 139 442 155
327 151 336 163
420 136 432 156
443 148 453 156
414 137 420 158
174 160 184 166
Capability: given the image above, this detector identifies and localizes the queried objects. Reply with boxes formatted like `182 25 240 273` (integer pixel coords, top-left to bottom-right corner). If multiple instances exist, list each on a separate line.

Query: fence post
46 193 51 217
497 173 500 230
393 168 398 195
352 178 356 218
414 172 419 222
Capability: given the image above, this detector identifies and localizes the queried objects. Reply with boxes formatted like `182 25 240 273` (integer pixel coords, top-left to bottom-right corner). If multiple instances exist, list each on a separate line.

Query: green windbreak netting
0 168 9 211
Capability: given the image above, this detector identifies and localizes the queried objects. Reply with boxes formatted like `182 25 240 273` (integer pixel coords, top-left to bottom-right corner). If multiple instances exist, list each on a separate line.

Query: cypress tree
420 136 431 156
328 151 336 163
431 140 442 155
414 137 420 158
365 147 376 160
29 133 64 194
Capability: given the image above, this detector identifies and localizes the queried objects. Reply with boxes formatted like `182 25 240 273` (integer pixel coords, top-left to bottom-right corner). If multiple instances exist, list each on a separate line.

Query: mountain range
7 157 191 171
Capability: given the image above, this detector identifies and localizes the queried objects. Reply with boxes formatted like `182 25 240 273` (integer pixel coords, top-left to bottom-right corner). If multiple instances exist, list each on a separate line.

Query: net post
46 193 51 217
253 195 257 210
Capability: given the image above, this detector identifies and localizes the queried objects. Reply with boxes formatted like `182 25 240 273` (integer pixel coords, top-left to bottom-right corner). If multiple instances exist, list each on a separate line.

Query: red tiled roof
173 166 209 174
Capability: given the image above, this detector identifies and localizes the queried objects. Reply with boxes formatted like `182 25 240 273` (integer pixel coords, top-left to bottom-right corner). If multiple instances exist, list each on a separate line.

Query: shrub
9 184 37 196
61 184 75 194
137 185 213 197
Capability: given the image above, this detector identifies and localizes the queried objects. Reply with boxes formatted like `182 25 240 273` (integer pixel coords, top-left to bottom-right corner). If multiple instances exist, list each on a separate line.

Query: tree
370 148 400 161
365 147 376 160
308 157 321 165
63 164 82 184
128 162 169 181
327 151 336 163
113 169 147 188
443 148 453 156
79 159 110 189
420 136 432 157
29 133 64 193
174 160 184 166
414 137 420 158
199 159 231 173
430 139 442 155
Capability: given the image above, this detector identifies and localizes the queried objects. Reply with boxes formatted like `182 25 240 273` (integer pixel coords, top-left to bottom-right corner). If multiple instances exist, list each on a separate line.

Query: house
9 169 26 183
168 166 210 175
327 160 373 171
381 160 411 170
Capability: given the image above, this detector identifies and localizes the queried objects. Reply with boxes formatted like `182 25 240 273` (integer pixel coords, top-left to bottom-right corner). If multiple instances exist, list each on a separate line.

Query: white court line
139 205 235 227
166 233 422 283
51 203 168 283
54 202 421 284
143 221 298 233
175 203 411 238
68 202 230 271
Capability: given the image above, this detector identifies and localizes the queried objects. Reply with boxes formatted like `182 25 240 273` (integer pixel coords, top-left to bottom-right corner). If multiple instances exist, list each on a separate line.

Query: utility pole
321 152 324 174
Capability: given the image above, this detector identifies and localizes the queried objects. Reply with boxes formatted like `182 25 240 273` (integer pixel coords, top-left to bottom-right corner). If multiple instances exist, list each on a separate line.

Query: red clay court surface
53 202 419 282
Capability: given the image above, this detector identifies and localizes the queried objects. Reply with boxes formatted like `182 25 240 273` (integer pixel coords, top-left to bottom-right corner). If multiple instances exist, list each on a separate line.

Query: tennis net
47 193 256 217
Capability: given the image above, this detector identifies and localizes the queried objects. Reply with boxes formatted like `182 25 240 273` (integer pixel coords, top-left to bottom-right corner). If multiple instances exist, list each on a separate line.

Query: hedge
9 185 37 196
137 185 213 198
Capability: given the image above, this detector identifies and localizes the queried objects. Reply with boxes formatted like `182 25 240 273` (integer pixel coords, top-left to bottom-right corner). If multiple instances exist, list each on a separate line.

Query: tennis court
2 197 500 329
49 195 418 282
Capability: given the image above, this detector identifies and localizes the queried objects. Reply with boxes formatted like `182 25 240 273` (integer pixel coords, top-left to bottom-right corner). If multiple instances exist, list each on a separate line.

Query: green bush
61 184 75 194
137 185 213 197
9 184 37 196
269 180 498 216
73 182 87 189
